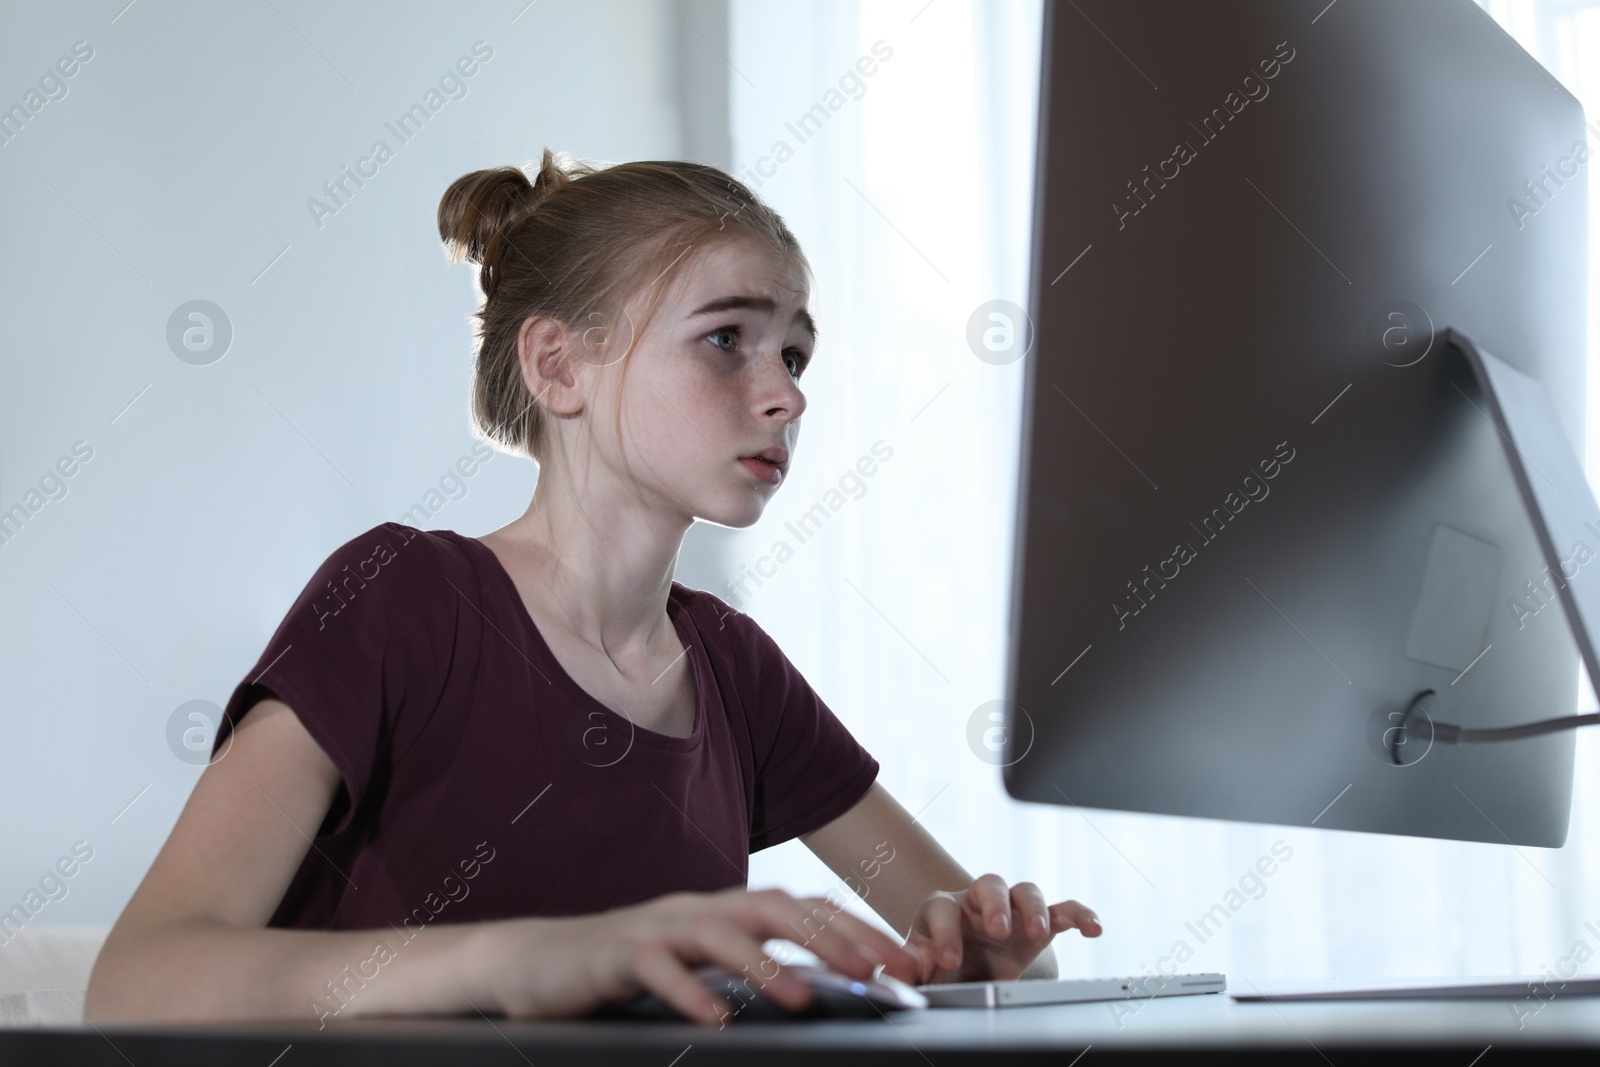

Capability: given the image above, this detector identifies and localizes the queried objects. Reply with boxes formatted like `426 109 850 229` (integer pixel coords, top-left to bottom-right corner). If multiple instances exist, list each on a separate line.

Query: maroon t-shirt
215 522 879 931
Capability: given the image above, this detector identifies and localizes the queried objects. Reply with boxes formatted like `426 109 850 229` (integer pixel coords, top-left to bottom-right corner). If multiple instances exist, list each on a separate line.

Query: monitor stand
1448 329 1600 696
1237 330 1600 1002
1231 975 1600 1004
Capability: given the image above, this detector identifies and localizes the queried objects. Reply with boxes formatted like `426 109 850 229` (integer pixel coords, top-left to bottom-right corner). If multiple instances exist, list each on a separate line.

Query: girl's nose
758 353 806 421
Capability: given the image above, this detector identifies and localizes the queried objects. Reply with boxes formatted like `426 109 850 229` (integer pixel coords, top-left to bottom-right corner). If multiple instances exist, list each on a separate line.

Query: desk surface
7 989 1600 1065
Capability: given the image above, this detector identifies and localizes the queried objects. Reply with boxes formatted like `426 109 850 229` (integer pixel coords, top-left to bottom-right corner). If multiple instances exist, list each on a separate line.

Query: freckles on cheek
667 373 730 434
622 348 746 476
626 384 720 473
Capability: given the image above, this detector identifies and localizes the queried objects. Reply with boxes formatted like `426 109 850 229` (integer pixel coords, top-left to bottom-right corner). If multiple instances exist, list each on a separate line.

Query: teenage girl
86 149 1101 1027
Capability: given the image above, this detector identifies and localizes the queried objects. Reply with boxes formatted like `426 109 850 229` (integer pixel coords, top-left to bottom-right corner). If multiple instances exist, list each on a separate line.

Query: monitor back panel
1006 0 1589 845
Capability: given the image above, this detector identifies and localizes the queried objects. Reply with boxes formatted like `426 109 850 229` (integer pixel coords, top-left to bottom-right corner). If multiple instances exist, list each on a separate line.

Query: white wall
0 0 725 926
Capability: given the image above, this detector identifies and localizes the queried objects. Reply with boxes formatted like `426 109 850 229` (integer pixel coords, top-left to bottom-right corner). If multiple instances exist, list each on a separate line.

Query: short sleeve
721 607 880 852
215 522 456 836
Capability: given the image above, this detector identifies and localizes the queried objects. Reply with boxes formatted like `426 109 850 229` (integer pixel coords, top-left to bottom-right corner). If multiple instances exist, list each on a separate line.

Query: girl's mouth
738 456 783 486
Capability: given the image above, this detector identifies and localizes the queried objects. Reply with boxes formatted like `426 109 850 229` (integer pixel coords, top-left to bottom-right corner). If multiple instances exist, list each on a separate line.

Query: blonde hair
437 148 809 461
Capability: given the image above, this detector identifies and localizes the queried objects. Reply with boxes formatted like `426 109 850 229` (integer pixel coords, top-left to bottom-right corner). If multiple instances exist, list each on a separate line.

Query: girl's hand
485 886 922 1026
902 874 1101 984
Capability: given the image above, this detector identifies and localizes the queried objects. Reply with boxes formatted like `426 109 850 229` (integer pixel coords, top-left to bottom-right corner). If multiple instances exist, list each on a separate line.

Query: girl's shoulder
294 522 484 626
667 582 794 681
669 581 755 645
316 521 477 579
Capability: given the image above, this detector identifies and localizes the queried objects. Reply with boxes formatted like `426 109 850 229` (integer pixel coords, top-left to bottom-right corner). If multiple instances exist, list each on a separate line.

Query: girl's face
594 235 813 529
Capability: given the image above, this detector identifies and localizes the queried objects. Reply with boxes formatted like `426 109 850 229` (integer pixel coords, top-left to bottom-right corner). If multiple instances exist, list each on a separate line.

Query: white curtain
734 0 1600 985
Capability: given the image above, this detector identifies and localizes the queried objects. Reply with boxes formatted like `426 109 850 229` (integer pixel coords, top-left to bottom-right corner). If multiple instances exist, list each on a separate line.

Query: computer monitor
1004 0 1591 846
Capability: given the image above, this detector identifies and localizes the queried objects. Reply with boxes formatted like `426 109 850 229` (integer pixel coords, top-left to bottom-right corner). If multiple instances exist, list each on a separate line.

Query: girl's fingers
817 902 924 976
967 873 1013 940
601 887 1112 1024
1049 899 1103 937
1009 881 1053 940
921 893 966 972
898 938 937 985
690 921 813 1013
756 895 918 981
629 941 732 1027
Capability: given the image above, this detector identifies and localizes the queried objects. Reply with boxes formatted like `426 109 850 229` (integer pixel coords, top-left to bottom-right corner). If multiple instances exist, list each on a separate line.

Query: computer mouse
593 963 929 1022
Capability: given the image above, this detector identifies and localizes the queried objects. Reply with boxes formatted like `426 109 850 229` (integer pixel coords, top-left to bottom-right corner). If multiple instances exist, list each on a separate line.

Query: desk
6 991 1600 1065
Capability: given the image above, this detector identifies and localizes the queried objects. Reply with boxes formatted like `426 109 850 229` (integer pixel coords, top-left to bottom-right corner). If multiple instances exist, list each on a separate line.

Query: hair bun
438 150 579 298
437 166 536 301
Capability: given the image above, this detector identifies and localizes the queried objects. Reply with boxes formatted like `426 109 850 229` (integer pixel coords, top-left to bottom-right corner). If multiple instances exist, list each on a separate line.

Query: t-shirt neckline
447 530 709 753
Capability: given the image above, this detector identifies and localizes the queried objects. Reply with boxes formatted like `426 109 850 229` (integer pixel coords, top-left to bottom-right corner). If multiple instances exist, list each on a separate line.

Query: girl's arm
87 698 918 1026
800 782 1102 983
86 697 489 1022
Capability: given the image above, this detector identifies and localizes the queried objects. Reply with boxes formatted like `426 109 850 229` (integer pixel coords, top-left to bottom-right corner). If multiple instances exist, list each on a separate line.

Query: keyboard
917 972 1227 1008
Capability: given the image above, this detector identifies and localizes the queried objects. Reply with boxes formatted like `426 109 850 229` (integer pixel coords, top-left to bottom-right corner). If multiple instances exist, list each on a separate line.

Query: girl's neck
490 467 690 656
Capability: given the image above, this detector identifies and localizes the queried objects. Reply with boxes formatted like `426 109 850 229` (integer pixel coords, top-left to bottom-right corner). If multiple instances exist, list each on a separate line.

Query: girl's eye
706 325 806 379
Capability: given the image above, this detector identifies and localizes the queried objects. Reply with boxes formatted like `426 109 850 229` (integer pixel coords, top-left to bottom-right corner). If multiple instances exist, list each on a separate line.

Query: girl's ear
516 314 586 418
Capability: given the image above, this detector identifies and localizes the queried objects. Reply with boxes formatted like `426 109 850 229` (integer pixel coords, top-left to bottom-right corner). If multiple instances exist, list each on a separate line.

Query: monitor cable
1390 689 1600 765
